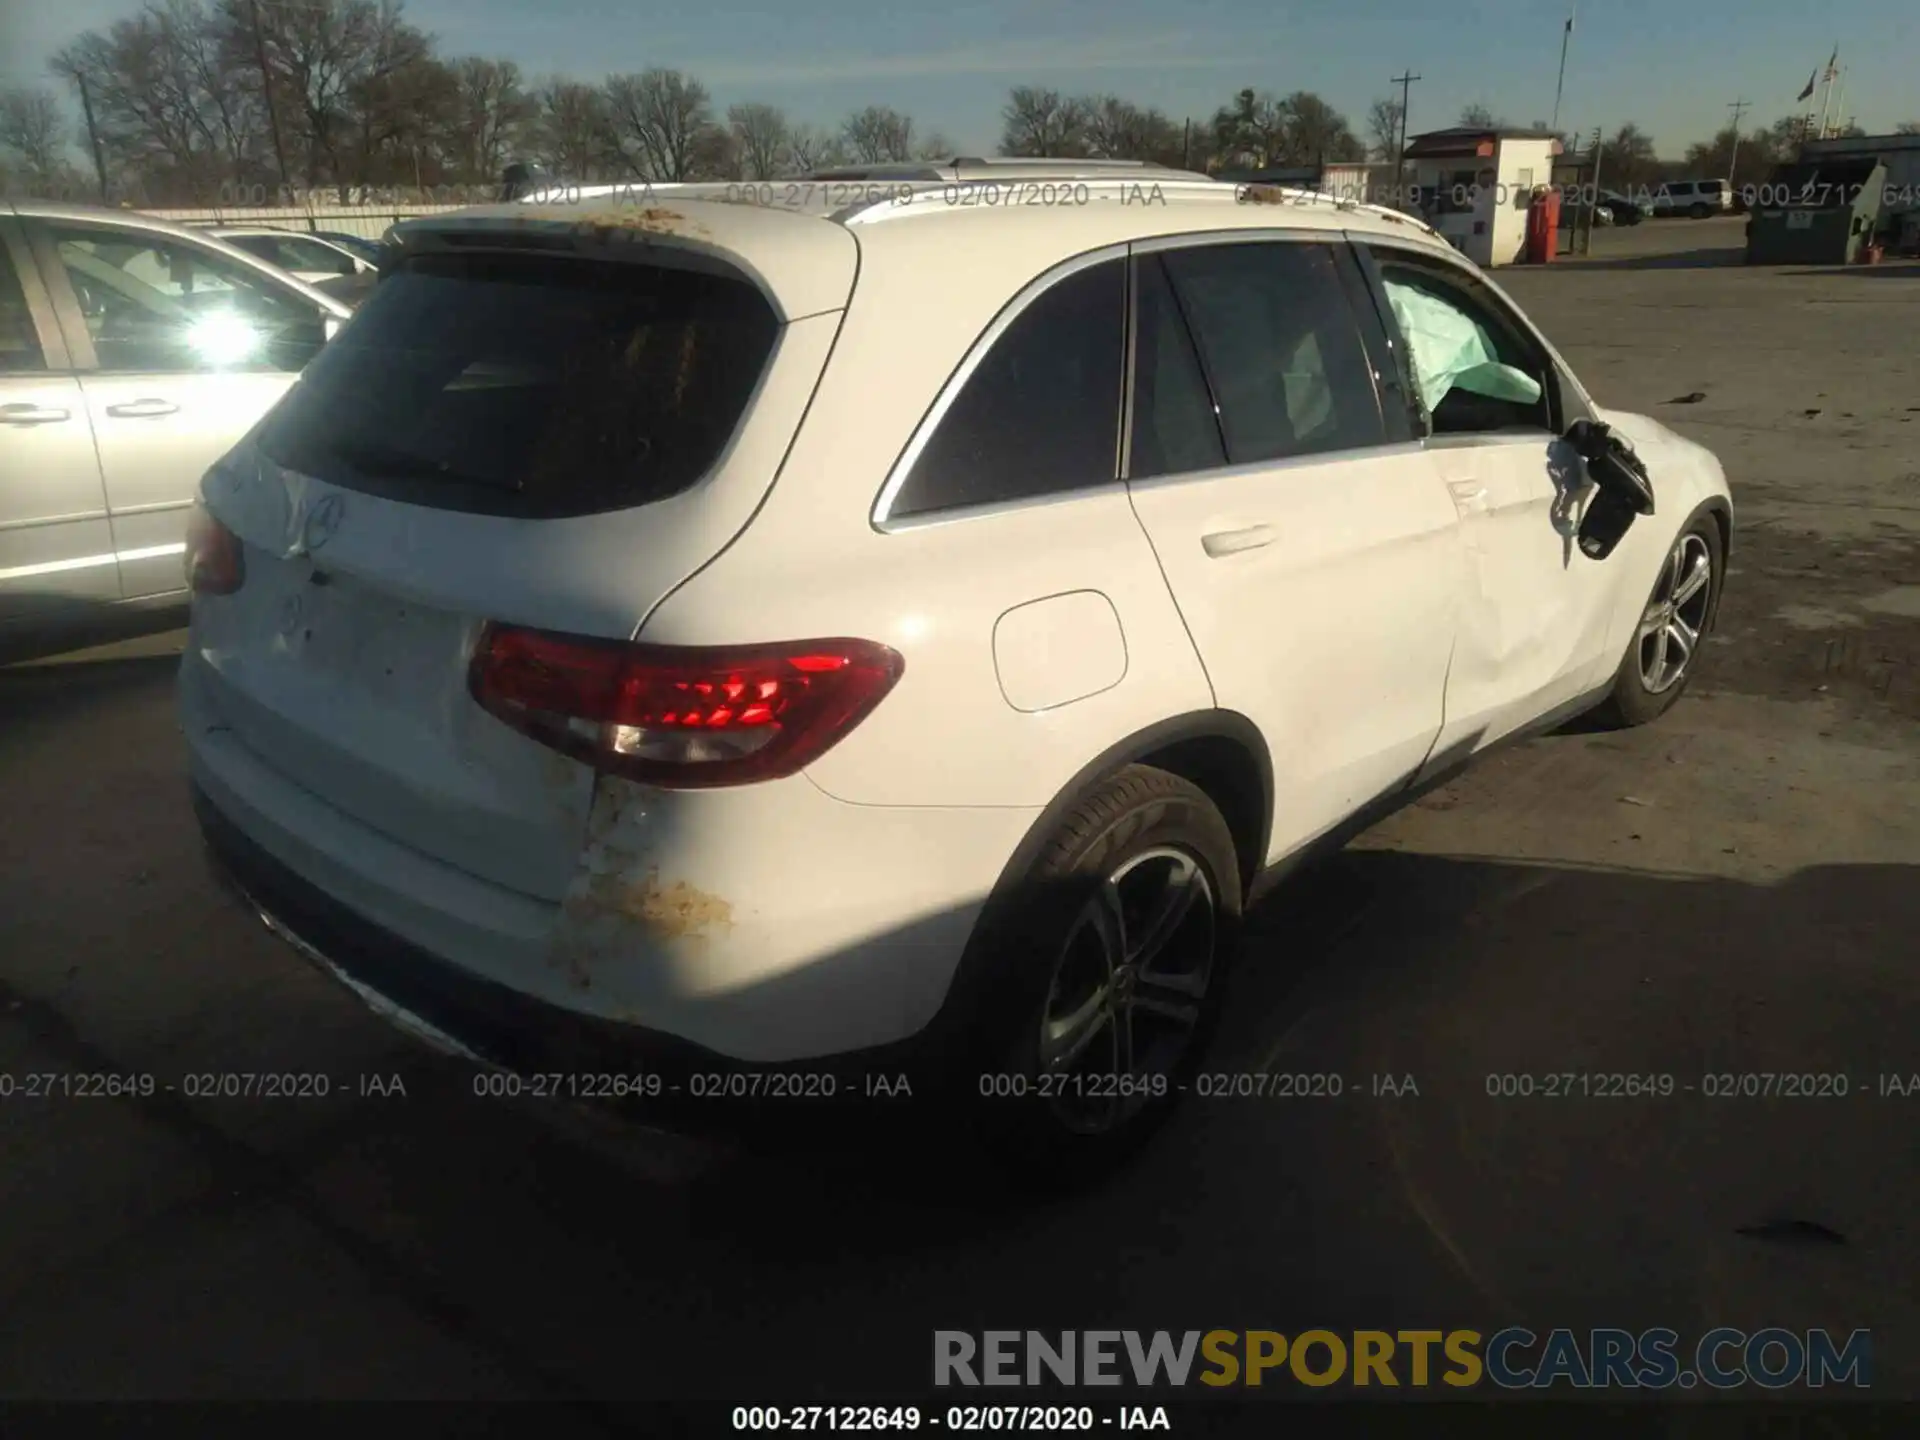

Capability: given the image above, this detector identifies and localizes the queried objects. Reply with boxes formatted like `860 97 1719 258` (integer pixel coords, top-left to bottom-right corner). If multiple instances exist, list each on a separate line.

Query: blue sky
5 0 1915 156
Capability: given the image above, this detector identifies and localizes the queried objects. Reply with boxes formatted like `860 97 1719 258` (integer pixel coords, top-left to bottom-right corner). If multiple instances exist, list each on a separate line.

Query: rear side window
1159 241 1387 466
1128 255 1225 480
258 251 779 519
886 259 1125 520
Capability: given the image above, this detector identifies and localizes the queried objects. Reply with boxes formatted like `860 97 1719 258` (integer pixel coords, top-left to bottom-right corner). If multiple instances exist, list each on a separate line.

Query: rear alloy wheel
967 766 1240 1187
1038 845 1217 1135
1592 518 1722 728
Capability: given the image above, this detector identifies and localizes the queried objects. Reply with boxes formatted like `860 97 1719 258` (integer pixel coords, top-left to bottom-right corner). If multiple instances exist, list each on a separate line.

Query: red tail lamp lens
468 625 905 788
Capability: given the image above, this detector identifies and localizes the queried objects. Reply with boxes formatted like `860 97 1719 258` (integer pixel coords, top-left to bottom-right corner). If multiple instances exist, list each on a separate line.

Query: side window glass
1160 242 1387 466
1127 255 1225 480
889 259 1124 519
0 244 47 373
1377 262 1552 435
282 238 355 275
48 226 326 375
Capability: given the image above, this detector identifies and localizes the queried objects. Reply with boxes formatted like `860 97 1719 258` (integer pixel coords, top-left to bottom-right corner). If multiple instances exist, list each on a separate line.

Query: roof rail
950 156 1166 171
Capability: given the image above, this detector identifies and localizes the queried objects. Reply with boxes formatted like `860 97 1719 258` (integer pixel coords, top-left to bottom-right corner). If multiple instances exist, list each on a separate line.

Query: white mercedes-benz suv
182 159 1732 1183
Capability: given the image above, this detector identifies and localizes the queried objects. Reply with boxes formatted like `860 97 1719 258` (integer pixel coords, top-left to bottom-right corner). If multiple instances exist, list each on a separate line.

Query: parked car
209 226 378 285
310 230 389 266
0 201 351 654
182 166 1733 1184
1650 178 1733 218
1596 189 1650 225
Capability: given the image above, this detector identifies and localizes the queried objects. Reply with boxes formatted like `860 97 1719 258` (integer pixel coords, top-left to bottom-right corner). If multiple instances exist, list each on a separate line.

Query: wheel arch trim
922 709 1271 1058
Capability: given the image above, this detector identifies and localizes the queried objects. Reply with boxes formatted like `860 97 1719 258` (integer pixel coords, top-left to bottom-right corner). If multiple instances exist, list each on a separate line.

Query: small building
1745 155 1886 265
1402 126 1564 266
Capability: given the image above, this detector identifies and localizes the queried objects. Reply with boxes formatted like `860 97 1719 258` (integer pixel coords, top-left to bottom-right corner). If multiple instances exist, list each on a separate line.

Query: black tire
958 765 1242 1190
1689 203 1713 219
1590 515 1724 729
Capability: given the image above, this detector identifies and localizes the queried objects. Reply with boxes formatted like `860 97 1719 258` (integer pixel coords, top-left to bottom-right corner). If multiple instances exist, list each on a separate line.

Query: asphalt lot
1 215 1917 1412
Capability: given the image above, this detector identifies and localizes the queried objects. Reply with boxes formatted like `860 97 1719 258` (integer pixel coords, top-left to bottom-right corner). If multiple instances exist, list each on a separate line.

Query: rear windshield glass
257 250 779 518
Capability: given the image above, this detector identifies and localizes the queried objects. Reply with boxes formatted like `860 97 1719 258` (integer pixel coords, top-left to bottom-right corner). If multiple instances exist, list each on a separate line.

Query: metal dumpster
1745 158 1886 264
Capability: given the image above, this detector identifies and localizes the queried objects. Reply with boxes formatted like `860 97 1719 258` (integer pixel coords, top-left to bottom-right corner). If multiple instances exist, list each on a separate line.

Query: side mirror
1451 360 1544 407
1565 419 1655 561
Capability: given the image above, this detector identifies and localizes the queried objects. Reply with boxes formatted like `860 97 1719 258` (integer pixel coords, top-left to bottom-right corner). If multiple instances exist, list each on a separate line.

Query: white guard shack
1403 126 1564 267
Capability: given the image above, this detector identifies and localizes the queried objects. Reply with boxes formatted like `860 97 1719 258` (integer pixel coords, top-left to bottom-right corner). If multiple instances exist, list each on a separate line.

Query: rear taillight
185 501 245 595
468 625 905 789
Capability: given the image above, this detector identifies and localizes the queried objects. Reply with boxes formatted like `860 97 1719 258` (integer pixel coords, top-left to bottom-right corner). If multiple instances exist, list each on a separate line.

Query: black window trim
1118 227 1420 489
870 242 1132 533
1351 235 1594 439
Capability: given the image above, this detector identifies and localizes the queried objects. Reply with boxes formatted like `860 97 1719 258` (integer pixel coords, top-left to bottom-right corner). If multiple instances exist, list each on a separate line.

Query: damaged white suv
183 161 1732 1182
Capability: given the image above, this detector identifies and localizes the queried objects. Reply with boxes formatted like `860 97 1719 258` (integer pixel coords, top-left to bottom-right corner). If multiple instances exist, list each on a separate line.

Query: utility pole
248 0 291 190
1552 6 1576 134
72 71 110 202
1726 97 1749 187
1390 69 1421 200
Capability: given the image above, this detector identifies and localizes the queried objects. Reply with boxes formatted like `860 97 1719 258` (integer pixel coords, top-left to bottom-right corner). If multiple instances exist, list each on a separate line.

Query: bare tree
1683 124 1776 190
728 102 789 180
1278 91 1363 163
840 105 915 163
1458 103 1503 128
785 123 843 173
449 58 534 185
915 131 957 161
532 78 614 181
52 2 254 202
1080 95 1181 162
688 124 739 180
211 0 440 194
1000 87 1088 157
604 68 714 180
1365 97 1403 161
0 86 75 192
1208 89 1288 170
1897 121 1920 136
1604 122 1660 192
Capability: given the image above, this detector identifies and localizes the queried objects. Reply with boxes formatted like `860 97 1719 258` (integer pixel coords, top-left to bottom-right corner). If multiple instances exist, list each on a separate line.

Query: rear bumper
196 784 796 1089
182 647 1038 1071
195 784 975 1136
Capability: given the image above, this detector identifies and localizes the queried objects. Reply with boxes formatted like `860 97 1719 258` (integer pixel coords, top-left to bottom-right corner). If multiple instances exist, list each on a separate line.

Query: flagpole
1814 46 1836 139
1832 67 1847 134
1551 7 1575 133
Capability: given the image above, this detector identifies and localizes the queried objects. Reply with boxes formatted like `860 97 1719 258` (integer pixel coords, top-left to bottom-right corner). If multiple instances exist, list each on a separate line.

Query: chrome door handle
0 403 71 426
1201 524 1276 558
104 398 180 418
